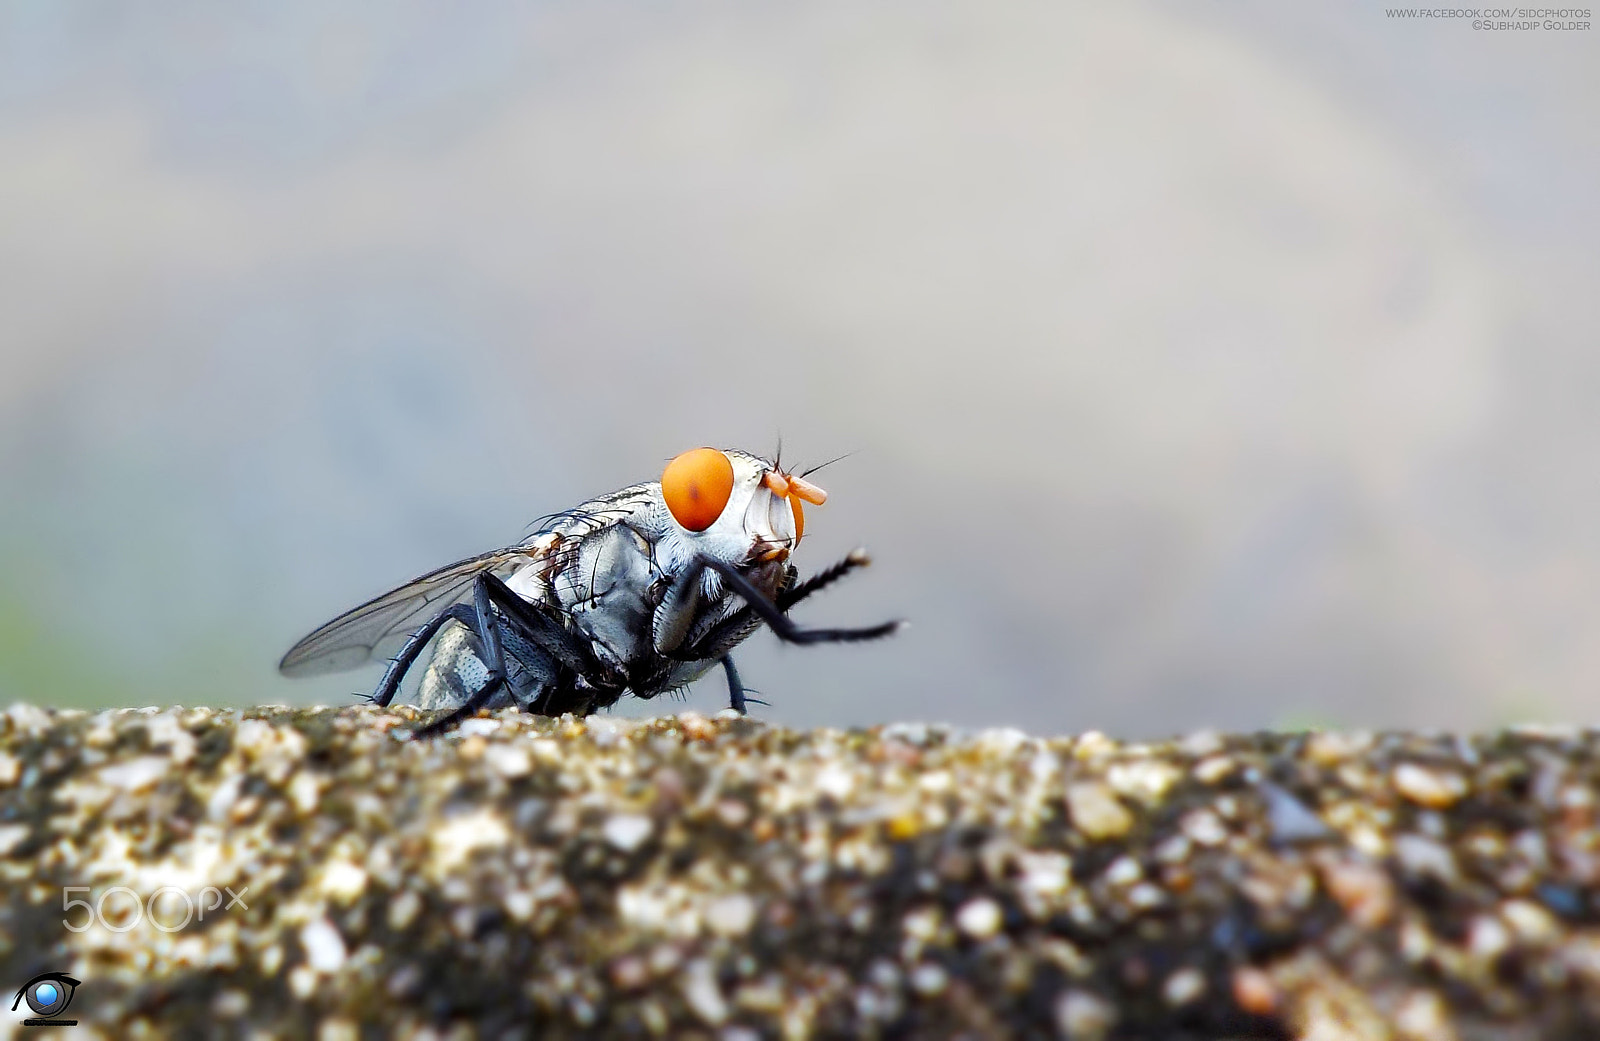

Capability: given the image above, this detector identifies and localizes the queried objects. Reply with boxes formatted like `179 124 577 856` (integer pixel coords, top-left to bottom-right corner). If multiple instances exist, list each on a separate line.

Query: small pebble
1501 899 1558 944
1321 857 1395 928
482 743 532 778
1393 763 1469 808
603 813 654 852
317 1018 359 1041
300 918 347 973
0 824 29 856
909 963 948 995
1067 782 1134 839
319 861 367 903
1127 883 1165 910
387 890 422 931
1468 915 1511 961
1162 967 1206 1006
1394 834 1459 883
1181 808 1228 847
98 756 168 792
706 894 757 937
288 771 321 813
1261 782 1333 844
681 959 729 1026
1232 966 1278 1015
955 897 1002 939
1104 856 1143 886
1108 760 1181 803
1193 755 1234 784
610 956 650 991
1393 989 1452 1041
212 990 250 1017
816 763 855 799
1055 990 1116 1038
902 907 941 941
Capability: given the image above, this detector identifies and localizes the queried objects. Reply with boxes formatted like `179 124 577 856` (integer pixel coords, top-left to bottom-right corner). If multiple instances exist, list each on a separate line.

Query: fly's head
659 447 828 569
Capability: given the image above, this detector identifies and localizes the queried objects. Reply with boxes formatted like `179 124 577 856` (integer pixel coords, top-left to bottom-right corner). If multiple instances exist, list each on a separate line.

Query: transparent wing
278 547 538 678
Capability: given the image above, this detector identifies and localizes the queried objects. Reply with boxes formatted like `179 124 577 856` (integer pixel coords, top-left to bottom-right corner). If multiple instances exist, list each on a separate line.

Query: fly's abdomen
417 620 560 712
417 621 502 711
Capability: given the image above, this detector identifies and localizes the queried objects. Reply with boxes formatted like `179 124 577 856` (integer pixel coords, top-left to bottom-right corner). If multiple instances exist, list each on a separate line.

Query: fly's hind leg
370 603 479 707
412 572 597 737
412 574 513 736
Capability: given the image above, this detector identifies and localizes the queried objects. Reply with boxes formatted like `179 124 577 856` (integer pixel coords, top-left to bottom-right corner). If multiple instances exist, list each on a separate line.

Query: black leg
778 549 873 611
678 550 879 662
721 655 747 714
698 556 901 645
412 574 513 736
412 572 597 737
370 603 479 707
716 656 769 712
477 572 595 673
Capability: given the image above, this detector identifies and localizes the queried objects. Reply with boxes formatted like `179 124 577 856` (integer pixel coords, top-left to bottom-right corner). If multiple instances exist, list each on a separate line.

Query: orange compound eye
662 448 735 532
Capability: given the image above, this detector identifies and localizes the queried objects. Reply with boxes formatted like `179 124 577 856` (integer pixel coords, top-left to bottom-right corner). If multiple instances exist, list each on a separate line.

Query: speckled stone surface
3 705 1600 1039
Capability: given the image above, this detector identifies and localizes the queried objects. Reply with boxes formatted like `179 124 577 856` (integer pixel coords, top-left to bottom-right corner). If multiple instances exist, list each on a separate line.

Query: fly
279 448 901 736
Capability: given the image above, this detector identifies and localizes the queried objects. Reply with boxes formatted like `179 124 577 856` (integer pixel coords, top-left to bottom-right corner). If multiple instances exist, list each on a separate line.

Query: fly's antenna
799 451 854 479
772 433 784 473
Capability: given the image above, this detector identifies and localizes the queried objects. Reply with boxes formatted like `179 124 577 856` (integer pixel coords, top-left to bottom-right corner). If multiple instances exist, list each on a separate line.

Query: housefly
279 448 901 735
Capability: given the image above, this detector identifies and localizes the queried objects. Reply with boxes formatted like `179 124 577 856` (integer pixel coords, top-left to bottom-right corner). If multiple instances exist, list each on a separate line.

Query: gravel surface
4 704 1600 1039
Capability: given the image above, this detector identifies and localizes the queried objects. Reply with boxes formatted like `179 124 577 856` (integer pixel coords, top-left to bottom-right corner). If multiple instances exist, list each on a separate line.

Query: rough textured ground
3 705 1600 1039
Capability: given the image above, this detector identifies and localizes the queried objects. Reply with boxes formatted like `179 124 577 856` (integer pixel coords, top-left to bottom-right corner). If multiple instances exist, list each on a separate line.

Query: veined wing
278 547 540 677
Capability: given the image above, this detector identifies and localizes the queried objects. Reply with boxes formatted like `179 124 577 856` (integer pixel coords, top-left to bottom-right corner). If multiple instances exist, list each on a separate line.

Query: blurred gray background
1 1 1596 736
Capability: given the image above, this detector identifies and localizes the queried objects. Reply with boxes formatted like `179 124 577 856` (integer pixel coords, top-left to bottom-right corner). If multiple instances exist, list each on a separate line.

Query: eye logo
11 971 80 1027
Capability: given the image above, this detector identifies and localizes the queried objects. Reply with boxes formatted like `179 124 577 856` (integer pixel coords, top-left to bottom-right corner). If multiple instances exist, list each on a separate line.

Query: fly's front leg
667 551 889 714
682 550 877 662
691 553 900 647
651 560 704 657
653 559 760 714
777 549 873 611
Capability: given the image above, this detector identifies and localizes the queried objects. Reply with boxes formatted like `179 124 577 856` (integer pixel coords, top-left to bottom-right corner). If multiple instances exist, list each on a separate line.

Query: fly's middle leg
720 655 747 714
716 655 771 715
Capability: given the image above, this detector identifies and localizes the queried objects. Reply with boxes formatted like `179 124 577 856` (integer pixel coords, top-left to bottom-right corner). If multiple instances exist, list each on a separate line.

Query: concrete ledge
2 704 1598 1039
